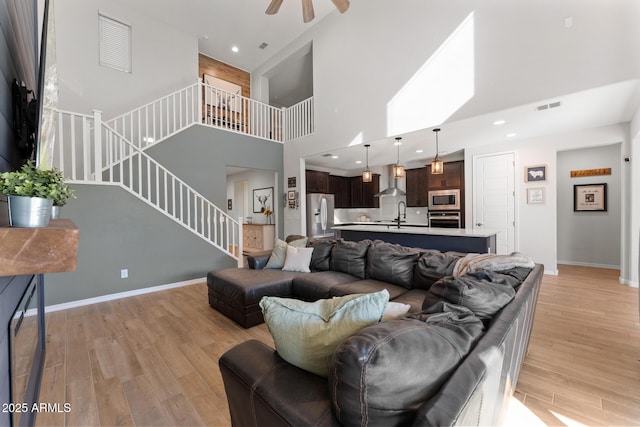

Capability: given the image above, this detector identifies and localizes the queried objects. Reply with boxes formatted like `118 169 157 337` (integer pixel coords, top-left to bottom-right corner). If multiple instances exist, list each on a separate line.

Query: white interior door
473 153 515 254
234 180 248 221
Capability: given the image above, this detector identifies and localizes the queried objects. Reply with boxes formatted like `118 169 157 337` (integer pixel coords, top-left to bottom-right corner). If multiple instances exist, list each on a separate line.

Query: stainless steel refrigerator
306 193 335 238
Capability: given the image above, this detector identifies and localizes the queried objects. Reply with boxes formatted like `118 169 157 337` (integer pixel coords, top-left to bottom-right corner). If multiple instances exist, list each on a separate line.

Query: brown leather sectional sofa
207 238 543 426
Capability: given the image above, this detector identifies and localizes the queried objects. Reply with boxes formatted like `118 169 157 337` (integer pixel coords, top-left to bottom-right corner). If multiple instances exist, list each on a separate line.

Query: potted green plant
0 160 74 227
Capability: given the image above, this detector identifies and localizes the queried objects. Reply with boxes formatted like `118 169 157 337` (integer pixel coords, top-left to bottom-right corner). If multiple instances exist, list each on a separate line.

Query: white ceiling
124 0 640 173
305 79 640 173
124 0 336 72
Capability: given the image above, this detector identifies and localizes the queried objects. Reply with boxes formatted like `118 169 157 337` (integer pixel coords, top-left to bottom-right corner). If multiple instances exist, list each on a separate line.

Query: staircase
47 81 314 265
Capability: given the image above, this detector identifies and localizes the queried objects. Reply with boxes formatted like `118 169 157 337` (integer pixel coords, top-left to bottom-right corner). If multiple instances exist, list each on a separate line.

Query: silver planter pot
51 205 61 219
8 195 53 227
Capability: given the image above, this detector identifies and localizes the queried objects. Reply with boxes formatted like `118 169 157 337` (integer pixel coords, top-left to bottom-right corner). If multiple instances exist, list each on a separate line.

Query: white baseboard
557 260 620 270
619 277 639 288
42 277 206 314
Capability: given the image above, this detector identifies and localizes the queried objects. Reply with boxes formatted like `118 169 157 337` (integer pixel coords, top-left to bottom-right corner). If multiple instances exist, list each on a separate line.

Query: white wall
226 169 277 225
557 144 621 268
54 0 197 118
464 124 629 277
628 118 640 287
253 0 639 239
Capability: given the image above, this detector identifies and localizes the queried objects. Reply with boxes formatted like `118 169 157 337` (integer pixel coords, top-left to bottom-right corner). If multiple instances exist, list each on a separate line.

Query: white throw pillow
282 246 314 273
381 301 411 321
264 237 308 269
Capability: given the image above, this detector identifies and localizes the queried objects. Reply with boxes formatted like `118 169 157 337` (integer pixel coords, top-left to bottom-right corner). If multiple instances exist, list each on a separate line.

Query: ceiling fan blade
330 0 350 13
265 0 283 15
302 0 315 22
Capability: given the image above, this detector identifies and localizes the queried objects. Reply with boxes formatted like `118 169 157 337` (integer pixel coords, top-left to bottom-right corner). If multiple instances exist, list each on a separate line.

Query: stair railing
50 108 243 265
102 80 313 153
106 82 201 152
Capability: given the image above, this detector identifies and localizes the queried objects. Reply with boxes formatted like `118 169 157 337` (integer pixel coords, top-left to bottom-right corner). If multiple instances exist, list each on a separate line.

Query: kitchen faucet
397 201 406 229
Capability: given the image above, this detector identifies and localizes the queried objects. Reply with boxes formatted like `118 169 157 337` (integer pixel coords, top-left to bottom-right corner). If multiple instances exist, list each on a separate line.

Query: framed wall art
527 187 545 204
573 183 607 212
524 164 547 183
253 187 273 213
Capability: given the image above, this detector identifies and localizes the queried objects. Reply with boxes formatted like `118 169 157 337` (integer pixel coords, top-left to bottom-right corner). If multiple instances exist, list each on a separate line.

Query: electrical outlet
121 269 128 279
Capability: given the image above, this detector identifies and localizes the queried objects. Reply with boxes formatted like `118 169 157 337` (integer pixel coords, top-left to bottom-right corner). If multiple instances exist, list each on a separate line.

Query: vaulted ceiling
125 0 640 172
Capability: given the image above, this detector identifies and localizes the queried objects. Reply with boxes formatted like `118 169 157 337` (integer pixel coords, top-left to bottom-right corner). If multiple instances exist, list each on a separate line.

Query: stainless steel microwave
428 189 460 211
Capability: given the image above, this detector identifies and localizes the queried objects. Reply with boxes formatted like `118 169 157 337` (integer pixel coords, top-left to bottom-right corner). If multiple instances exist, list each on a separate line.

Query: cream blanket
453 252 535 277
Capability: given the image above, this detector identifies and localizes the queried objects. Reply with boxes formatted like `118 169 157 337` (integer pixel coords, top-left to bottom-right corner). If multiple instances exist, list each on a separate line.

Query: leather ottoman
207 268 305 328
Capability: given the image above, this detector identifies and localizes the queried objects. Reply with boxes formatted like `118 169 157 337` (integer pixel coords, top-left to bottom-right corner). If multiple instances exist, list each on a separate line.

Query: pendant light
362 144 372 183
431 128 444 175
393 137 405 178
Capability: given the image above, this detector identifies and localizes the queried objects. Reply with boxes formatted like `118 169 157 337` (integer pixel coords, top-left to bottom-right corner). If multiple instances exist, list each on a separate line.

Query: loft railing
105 80 313 153
50 108 243 265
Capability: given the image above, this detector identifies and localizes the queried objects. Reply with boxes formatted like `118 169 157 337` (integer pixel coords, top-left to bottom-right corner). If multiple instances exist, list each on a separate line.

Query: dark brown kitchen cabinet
406 167 429 207
350 174 380 208
427 160 463 190
305 170 329 193
327 174 379 208
329 175 351 208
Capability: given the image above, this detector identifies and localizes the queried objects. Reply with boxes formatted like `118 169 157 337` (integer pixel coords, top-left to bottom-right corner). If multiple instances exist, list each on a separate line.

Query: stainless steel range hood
374 165 406 197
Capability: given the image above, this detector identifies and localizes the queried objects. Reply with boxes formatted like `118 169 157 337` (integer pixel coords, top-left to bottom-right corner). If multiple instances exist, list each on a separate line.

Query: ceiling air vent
536 101 562 111
259 42 269 50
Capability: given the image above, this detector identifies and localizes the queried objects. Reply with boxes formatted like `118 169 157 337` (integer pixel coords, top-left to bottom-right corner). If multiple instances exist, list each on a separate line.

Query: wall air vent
259 42 268 50
536 101 562 111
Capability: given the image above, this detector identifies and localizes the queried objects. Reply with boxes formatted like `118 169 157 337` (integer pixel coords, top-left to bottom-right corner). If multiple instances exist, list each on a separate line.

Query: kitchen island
332 224 499 254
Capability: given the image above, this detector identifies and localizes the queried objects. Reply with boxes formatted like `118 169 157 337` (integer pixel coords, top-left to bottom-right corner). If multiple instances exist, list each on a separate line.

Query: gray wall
146 125 284 232
557 143 621 268
44 125 284 306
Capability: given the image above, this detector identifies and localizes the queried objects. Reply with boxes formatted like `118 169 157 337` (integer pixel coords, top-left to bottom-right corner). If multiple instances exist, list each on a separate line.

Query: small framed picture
527 187 544 204
574 183 607 212
525 165 547 183
287 190 296 200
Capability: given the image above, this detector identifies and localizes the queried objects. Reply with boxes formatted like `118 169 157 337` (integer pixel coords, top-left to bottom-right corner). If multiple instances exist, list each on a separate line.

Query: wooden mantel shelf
0 219 79 276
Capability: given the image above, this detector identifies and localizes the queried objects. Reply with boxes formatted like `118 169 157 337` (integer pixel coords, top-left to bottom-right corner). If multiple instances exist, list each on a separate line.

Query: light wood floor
35 265 639 427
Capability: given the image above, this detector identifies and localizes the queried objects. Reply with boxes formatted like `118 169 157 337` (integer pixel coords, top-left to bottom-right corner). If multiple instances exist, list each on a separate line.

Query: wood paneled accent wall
198 54 251 99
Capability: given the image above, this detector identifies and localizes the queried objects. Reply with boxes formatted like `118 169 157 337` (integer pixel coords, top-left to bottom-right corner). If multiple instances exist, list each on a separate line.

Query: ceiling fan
266 0 350 23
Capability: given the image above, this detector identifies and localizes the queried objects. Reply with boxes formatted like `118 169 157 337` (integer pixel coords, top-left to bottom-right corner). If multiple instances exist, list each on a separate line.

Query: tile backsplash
335 206 429 224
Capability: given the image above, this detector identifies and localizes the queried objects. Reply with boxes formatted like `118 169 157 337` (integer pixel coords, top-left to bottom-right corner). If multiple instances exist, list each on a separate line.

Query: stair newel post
93 109 103 183
197 77 203 124
237 216 243 267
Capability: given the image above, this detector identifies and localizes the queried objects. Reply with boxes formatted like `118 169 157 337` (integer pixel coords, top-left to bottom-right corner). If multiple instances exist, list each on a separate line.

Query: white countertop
336 221 430 227
332 224 499 238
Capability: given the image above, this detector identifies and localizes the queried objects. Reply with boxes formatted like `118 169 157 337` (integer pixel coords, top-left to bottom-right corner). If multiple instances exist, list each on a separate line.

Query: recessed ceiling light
231 46 239 53
493 120 506 125
416 149 424 153
506 133 517 138
355 160 362 164
331 155 339 159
